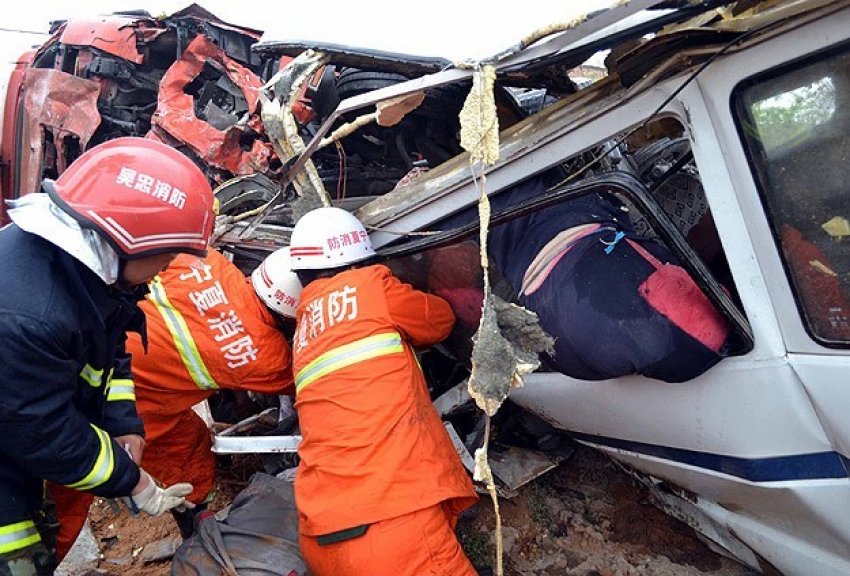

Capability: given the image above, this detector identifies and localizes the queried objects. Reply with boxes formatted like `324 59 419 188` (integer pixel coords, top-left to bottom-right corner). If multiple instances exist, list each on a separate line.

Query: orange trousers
300 503 476 576
50 484 94 562
52 409 215 561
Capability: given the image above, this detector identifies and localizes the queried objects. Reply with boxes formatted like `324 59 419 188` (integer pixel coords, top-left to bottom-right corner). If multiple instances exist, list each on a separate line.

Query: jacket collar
6 191 120 284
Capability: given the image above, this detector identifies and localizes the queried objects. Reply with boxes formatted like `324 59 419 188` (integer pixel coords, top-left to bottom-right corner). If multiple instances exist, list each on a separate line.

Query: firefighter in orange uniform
52 246 302 559
288 207 478 575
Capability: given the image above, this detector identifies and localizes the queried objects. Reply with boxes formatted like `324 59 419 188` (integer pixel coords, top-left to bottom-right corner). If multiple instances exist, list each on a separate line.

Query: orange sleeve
382 268 455 347
223 293 295 395
175 250 295 396
227 351 294 395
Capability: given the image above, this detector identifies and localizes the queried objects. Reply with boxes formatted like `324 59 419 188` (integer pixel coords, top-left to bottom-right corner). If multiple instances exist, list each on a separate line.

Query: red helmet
45 137 215 258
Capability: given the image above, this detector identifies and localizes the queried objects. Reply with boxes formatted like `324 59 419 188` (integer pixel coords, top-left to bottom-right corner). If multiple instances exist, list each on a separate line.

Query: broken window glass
735 43 850 344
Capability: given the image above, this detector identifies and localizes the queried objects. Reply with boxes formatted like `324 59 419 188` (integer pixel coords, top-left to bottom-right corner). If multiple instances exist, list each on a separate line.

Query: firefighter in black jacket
0 138 217 574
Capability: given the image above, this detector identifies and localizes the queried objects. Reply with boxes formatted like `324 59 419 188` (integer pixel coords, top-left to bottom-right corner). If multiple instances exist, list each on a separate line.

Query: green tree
751 77 835 150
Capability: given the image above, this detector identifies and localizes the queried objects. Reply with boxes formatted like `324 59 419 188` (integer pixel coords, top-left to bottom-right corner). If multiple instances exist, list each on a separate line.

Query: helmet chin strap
112 259 149 299
114 258 131 290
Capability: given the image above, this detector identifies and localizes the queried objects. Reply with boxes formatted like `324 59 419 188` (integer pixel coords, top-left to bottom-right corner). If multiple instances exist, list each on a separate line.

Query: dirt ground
458 446 756 576
81 447 756 576
87 455 262 576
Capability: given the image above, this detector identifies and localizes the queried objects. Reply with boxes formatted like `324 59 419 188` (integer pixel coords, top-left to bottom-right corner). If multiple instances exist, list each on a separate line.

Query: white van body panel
508 8 850 574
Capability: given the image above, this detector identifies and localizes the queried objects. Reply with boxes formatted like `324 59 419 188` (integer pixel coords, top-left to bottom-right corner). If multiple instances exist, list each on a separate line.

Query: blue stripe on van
570 432 849 482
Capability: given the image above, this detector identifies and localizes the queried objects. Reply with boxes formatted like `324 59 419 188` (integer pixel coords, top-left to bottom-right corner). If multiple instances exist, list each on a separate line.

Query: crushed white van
233 1 850 573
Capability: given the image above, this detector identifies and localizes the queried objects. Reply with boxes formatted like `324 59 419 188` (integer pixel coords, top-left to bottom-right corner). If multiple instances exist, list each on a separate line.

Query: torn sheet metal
215 173 281 217
488 446 561 491
259 50 332 213
433 380 473 416
277 0 666 179
216 222 293 252
203 20 264 66
452 422 528 502
216 407 277 436
444 422 476 472
212 175 287 243
151 35 272 176
191 399 215 428
58 16 149 64
212 407 302 453
20 69 101 195
253 40 451 77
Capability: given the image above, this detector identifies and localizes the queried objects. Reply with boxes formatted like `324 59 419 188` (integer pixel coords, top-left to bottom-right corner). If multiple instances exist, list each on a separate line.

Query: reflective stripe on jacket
295 332 403 393
292 264 477 536
0 520 40 555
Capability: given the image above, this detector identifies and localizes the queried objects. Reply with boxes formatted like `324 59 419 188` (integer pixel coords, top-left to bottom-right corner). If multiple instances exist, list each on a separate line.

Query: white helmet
289 207 375 270
251 247 303 318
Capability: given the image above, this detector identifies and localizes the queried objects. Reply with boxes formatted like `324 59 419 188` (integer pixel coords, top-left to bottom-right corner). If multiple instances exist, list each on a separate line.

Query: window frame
380 168 754 355
732 39 850 348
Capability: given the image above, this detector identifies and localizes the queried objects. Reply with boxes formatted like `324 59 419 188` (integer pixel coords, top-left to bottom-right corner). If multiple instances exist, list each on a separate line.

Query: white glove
127 471 195 516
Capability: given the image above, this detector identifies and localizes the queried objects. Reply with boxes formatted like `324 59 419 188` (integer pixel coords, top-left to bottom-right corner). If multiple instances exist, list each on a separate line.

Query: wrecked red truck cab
0 7 268 220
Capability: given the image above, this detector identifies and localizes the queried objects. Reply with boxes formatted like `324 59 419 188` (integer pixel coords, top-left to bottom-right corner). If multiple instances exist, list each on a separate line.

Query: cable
367 26 769 242
0 27 48 36
334 140 347 202
550 25 765 191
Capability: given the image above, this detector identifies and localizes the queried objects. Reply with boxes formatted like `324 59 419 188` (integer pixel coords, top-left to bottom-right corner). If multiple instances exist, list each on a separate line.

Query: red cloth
780 224 850 340
293 264 477 537
629 239 729 353
299 503 476 576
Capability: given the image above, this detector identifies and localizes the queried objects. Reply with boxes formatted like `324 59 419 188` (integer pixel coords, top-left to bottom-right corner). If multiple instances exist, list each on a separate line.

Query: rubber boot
171 503 209 540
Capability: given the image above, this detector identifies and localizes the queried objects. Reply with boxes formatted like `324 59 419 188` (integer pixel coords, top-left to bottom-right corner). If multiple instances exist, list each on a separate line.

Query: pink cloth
629 239 728 353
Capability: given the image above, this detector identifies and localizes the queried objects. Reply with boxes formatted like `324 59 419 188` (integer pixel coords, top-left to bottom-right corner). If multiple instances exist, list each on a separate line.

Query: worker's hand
115 434 145 464
434 287 484 327
128 471 195 516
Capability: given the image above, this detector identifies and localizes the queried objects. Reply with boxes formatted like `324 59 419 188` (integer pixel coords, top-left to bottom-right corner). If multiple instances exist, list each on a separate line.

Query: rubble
433 379 473 416
55 521 99 576
139 537 181 564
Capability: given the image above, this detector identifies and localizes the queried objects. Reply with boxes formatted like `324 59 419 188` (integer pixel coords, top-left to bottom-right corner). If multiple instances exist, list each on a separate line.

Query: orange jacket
127 248 294 442
292 264 477 536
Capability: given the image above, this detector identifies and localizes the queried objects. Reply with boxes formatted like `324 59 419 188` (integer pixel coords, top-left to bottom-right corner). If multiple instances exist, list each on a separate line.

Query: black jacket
0 225 144 525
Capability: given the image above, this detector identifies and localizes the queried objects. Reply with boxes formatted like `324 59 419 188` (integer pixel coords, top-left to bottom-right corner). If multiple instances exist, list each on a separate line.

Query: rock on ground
55 521 99 576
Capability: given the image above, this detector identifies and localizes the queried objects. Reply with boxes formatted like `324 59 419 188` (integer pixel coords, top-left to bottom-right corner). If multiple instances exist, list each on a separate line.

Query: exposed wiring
334 140 347 203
